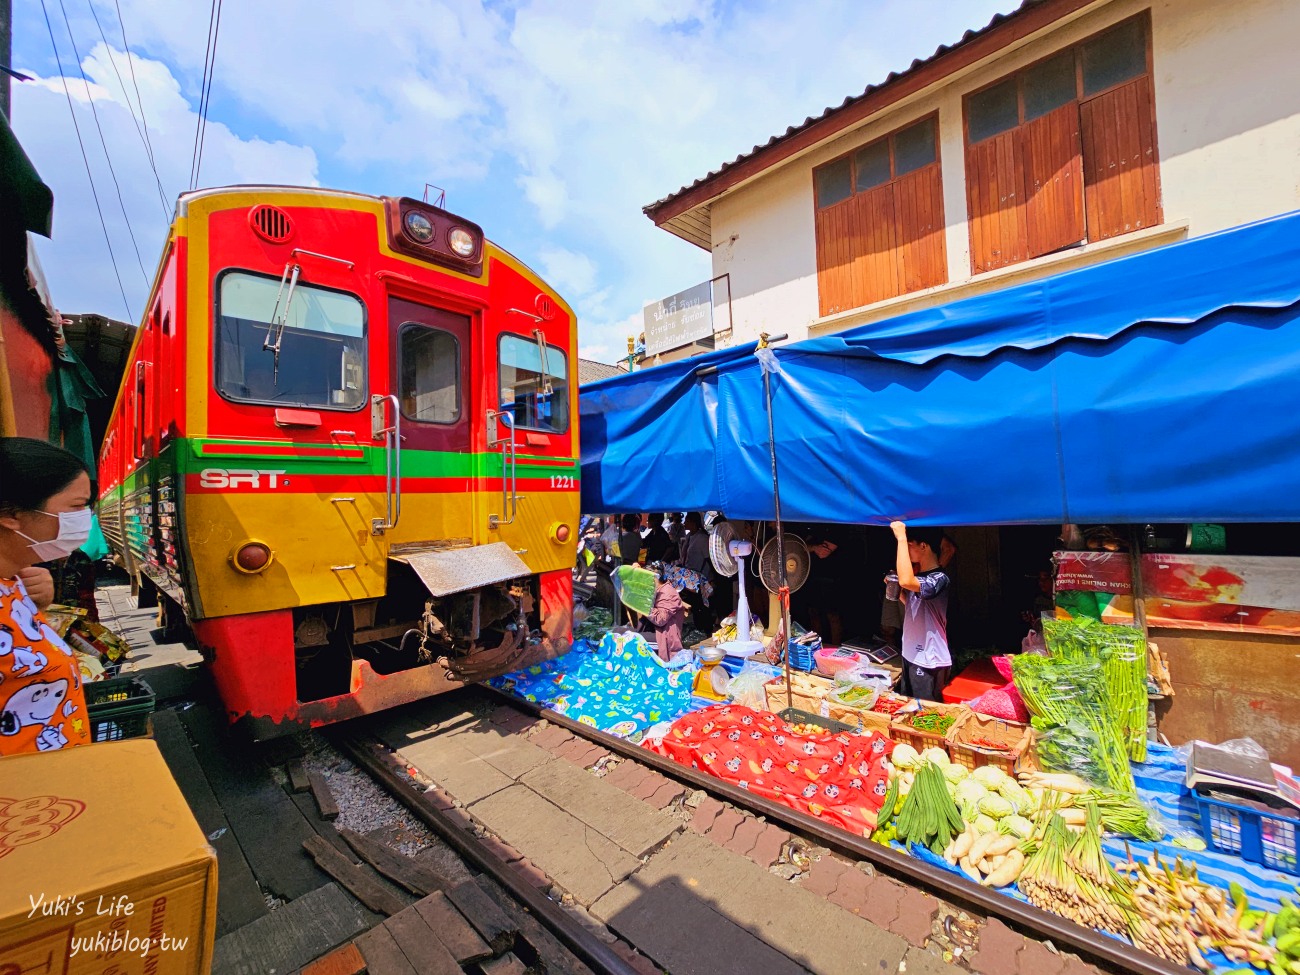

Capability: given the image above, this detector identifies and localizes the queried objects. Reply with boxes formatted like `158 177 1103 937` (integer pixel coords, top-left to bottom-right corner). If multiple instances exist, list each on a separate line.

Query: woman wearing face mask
0 438 94 755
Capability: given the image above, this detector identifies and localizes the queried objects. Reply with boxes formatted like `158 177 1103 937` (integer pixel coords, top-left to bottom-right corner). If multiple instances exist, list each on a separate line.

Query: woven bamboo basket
948 713 1035 776
889 701 969 755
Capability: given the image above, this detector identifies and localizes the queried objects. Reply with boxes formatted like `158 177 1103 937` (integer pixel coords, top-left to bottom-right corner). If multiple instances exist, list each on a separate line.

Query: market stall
491 611 1300 973
565 209 1300 971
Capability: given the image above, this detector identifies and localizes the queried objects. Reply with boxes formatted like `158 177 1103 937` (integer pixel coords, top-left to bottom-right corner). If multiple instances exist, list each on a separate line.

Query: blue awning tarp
580 210 1300 526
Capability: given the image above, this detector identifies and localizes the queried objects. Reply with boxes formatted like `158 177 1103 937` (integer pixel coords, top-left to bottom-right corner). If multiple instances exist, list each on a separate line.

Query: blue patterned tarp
488 631 697 741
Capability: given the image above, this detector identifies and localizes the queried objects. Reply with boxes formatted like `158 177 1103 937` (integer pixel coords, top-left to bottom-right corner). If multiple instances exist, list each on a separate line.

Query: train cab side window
399 324 460 424
215 270 367 410
498 333 568 434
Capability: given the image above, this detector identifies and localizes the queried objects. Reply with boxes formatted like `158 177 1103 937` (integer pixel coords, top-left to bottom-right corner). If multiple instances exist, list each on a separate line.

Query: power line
112 0 169 211
86 0 169 217
189 0 222 191
193 0 222 187
55 0 150 285
37 0 133 322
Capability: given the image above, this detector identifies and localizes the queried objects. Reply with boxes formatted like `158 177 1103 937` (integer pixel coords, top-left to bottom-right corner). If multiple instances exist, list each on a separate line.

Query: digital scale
1187 741 1300 811
841 640 901 667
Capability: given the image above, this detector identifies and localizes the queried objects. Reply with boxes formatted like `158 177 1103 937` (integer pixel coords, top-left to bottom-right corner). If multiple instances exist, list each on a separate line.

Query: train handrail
370 394 401 534
487 409 518 529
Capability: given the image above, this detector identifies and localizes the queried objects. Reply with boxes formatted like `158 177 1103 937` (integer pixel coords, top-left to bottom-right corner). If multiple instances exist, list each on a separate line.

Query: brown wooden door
389 297 471 454
1019 102 1086 258
1081 75 1160 241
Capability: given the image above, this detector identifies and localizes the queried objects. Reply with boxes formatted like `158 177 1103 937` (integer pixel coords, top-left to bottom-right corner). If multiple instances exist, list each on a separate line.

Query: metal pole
757 333 792 710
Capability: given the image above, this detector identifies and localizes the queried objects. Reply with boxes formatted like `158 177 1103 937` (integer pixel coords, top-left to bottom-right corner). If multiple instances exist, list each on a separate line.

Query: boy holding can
889 520 951 702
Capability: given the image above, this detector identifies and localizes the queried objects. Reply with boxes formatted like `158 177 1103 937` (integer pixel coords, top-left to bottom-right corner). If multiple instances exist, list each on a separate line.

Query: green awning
0 110 54 238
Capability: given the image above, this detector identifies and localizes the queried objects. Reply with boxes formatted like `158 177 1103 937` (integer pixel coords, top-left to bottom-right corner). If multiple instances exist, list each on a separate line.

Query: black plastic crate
85 675 155 710
777 707 859 735
86 676 155 743
89 710 152 743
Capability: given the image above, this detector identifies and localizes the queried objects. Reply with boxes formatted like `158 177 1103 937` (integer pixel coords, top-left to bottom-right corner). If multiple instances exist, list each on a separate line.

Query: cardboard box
0 739 217 974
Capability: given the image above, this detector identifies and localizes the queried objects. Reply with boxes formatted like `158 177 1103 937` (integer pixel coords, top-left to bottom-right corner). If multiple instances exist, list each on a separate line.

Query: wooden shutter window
894 165 945 295
1019 102 1085 258
965 129 1026 273
814 116 946 316
963 12 1158 273
1081 74 1160 240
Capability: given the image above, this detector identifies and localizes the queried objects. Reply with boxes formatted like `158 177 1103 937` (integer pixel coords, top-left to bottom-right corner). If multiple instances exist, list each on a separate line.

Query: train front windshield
215 270 367 410
499 333 569 432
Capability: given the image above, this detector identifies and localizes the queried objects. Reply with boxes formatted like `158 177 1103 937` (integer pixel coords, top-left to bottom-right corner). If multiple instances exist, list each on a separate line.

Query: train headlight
448 227 476 257
231 540 274 574
404 211 436 243
550 523 571 545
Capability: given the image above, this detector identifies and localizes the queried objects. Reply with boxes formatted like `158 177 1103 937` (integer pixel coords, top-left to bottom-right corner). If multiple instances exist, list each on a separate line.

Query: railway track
336 687 1191 975
331 730 646 975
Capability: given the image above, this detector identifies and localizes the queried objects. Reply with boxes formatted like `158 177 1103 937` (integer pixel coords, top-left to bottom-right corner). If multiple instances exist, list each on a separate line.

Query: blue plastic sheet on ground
1101 742 1299 914
581 209 1300 525
893 742 1297 970
488 630 697 741
898 744 1296 915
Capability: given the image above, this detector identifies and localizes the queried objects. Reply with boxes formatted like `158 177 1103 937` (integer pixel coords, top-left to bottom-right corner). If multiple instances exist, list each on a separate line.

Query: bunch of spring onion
1042 617 1149 762
1079 789 1162 842
1012 653 1136 796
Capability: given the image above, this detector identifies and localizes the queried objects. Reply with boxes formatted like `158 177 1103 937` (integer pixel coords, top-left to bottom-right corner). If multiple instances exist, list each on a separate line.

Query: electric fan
758 535 811 636
720 538 763 658
708 520 738 578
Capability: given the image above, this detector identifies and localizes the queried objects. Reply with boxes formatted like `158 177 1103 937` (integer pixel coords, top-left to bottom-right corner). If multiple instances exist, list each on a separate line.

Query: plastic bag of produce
833 664 893 689
726 668 774 710
967 684 1029 722
1041 617 1148 762
1012 653 1135 796
827 680 881 712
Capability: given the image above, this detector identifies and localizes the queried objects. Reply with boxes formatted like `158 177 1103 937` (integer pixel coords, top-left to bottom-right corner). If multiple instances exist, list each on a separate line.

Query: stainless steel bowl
696 645 726 664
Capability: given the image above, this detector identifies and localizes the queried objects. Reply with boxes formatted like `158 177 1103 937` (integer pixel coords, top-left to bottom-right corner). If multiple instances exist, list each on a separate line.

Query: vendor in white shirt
889 521 951 702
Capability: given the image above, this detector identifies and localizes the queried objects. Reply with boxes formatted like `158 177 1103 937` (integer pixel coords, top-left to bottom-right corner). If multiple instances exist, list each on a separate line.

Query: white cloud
579 308 644 366
14 43 318 318
15 0 1020 346
519 173 569 229
539 246 598 299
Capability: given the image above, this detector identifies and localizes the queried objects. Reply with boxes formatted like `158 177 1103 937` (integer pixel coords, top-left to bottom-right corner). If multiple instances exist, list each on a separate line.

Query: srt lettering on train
198 469 289 490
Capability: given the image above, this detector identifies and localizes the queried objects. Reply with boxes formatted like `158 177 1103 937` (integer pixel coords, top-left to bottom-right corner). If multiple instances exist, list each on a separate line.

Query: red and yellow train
98 186 579 738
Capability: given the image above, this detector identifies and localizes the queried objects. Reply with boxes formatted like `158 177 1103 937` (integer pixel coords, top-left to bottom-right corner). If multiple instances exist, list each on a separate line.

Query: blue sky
11 0 1016 363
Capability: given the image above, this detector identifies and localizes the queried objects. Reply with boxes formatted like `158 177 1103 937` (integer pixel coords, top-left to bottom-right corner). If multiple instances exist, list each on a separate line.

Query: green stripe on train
176 437 579 478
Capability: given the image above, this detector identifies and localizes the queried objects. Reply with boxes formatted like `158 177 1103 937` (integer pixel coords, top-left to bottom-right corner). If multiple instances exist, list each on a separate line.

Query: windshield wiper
532 328 554 396
262 262 302 385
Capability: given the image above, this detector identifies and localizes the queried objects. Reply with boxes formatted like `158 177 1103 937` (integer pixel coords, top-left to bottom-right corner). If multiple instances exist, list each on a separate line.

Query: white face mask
16 508 93 561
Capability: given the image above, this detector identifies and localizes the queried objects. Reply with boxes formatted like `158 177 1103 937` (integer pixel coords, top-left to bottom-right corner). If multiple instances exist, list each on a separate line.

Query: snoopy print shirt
0 577 91 755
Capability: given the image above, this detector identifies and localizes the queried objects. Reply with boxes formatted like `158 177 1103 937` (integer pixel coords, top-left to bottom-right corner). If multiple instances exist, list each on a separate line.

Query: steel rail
332 730 641 975
488 689 1189 975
